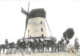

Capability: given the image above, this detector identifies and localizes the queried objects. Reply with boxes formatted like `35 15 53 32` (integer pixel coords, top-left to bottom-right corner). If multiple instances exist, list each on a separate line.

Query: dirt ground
0 50 80 56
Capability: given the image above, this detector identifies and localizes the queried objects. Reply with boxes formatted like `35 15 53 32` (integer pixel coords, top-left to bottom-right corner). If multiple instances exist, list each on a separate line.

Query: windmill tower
21 2 53 40
27 9 47 38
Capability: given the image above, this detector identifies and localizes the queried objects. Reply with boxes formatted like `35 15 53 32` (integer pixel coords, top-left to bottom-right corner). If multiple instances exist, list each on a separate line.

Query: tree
63 28 74 44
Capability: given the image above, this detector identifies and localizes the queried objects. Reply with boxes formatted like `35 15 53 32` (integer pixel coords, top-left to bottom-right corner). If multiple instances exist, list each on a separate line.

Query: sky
0 0 80 45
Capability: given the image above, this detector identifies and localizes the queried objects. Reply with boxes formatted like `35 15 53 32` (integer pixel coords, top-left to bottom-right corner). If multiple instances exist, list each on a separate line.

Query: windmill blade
23 2 30 38
21 7 29 16
28 1 30 12
26 2 30 26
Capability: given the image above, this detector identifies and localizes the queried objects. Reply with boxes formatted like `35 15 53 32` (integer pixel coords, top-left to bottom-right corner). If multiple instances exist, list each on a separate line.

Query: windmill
21 2 56 41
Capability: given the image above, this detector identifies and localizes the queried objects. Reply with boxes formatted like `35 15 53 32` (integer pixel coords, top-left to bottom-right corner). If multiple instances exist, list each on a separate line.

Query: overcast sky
0 0 80 45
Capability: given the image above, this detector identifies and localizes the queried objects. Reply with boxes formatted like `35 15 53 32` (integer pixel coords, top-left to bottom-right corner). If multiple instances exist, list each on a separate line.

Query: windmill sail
21 7 29 16
21 2 30 38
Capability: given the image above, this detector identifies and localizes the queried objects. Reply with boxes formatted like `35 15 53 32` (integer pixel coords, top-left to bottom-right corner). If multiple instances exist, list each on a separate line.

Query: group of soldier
0 37 79 54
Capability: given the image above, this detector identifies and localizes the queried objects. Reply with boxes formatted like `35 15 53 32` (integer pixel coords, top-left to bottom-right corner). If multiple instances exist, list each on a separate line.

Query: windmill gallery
0 3 79 55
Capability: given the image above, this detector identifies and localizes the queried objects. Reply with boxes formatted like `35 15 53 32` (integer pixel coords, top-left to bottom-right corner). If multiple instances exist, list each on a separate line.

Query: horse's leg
42 46 44 52
39 47 41 53
29 47 31 54
12 48 14 54
43 47 45 52
62 45 64 52
3 48 5 54
57 45 59 52
55 47 56 52
52 46 54 52
63 46 65 52
77 47 78 51
30 48 32 53
47 47 49 52
37 47 39 53
53 46 55 52
20 48 23 55
11 48 13 54
0 49 1 54
33 48 35 53
28 47 31 54
27 47 29 54
61 46 62 52
60 46 61 52
46 47 48 52
25 48 27 54
4 48 7 54
10 48 12 54
0 48 2 54
54 47 56 52
51 46 53 52
37 47 38 52
40 46 42 53
40 46 43 53
5 48 8 55
31 48 34 53
62 46 64 52
41 47 43 52
9 48 11 54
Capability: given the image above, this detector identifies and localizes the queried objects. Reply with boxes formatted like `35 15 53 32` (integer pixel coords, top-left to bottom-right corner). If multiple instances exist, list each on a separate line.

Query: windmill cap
29 8 46 18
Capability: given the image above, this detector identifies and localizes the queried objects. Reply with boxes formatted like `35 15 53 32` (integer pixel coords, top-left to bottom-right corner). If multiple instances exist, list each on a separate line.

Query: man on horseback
59 38 65 52
37 39 44 52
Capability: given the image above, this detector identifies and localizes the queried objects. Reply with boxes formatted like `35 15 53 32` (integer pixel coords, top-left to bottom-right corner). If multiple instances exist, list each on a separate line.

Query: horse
7 42 16 54
44 40 52 52
0 44 9 54
27 40 36 53
36 39 44 52
59 39 65 52
56 42 60 52
51 41 57 52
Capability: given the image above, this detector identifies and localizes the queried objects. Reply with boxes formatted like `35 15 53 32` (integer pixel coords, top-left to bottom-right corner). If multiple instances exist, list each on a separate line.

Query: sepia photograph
0 0 80 56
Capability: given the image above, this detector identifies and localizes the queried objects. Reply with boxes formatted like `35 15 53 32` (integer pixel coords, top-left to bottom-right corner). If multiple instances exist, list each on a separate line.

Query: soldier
74 38 79 51
63 41 67 52
56 41 60 52
68 45 76 53
59 38 64 52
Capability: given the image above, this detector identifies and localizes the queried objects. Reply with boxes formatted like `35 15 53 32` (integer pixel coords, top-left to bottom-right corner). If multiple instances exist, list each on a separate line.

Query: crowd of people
0 37 79 54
